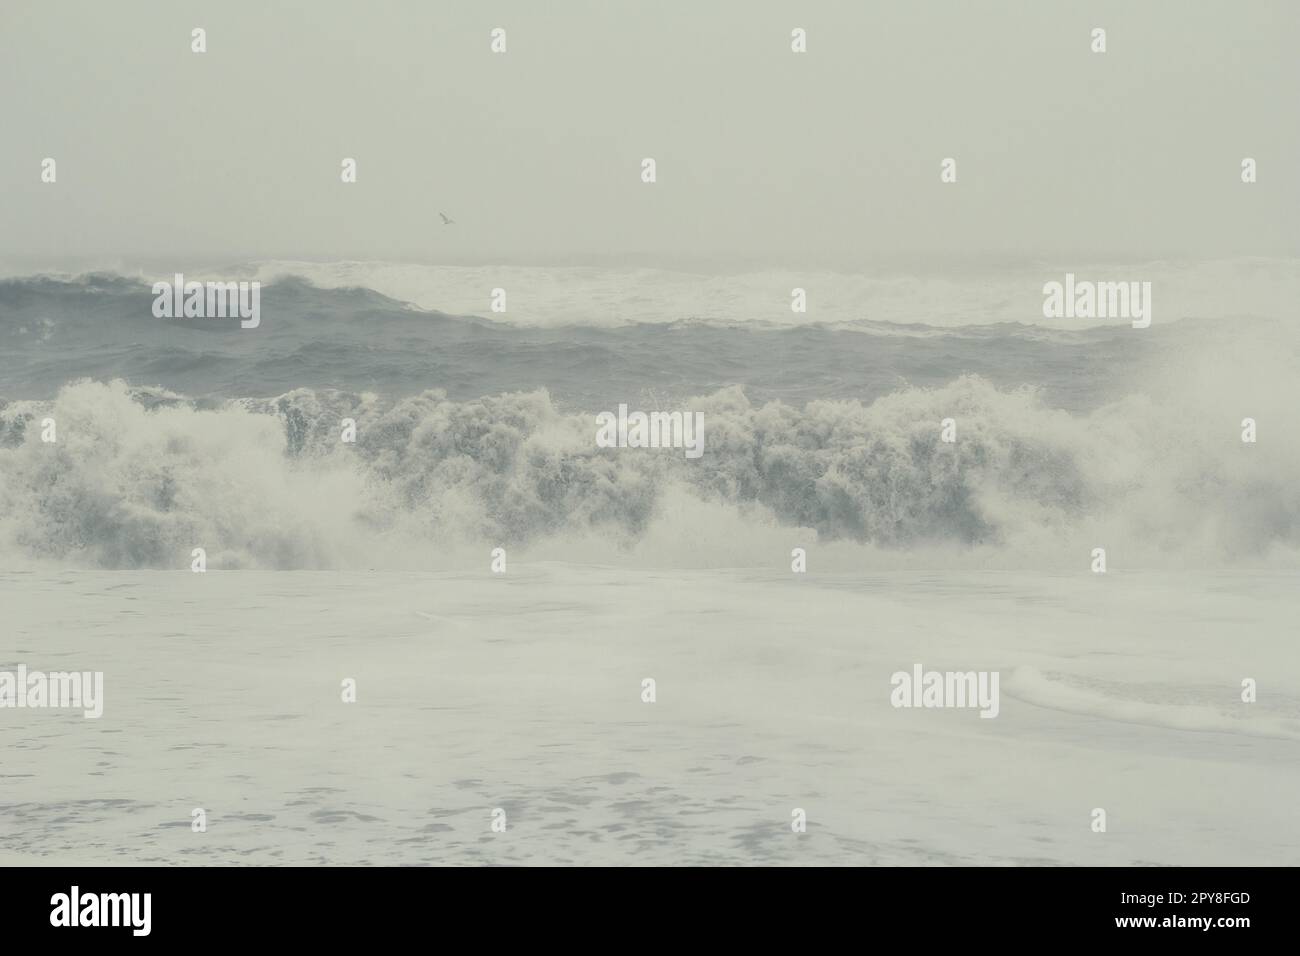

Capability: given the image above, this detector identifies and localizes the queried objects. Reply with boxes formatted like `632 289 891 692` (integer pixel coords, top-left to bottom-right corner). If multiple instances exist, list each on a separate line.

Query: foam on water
2 264 1297 570
1004 666 1300 740
2 369 1298 570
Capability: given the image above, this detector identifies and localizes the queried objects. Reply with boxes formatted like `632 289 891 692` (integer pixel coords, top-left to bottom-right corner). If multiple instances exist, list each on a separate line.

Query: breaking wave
3 373 1299 570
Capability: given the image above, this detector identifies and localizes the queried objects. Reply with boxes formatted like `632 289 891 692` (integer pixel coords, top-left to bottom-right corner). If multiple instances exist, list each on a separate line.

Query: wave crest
3 374 1298 570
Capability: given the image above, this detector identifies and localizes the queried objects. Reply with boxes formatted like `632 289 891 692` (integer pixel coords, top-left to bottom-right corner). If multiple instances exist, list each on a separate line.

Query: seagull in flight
439 211 455 225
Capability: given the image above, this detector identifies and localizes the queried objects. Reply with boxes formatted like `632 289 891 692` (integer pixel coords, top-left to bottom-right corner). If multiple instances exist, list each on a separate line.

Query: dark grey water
0 274 1166 411
2 273 1295 569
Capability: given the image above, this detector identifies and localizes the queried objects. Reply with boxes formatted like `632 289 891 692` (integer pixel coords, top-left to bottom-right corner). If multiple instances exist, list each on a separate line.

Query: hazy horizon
4 0 1300 878
3 0 1297 266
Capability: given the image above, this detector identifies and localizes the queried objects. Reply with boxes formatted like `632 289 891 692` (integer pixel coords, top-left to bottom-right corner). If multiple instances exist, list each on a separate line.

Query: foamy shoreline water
1 567 1295 866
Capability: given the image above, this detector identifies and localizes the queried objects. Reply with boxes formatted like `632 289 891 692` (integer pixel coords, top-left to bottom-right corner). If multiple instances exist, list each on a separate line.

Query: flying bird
440 211 455 225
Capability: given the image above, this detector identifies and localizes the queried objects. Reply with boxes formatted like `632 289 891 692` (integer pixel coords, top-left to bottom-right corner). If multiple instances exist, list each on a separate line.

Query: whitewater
2 261 1298 865
3 263 1299 571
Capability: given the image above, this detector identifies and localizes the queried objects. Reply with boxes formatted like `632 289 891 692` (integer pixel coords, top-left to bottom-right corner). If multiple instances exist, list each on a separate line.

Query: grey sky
2 0 1296 268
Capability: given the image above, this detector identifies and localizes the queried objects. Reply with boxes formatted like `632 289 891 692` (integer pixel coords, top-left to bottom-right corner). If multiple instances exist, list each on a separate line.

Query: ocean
2 260 1298 864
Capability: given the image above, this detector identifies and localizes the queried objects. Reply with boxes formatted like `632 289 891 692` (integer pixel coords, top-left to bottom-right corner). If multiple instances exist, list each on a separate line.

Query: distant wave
3 262 1297 570
4 258 1299 330
3 373 1299 570
0 271 1226 411
1004 667 1300 740
243 258 1300 331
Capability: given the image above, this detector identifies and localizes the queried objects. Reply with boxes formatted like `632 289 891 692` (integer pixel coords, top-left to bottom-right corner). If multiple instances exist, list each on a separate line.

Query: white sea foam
1004 666 1300 740
3 365 1298 570
252 258 1300 329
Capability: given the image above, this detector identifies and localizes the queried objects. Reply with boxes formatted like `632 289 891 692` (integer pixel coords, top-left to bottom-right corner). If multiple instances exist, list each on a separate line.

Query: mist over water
4 0 1300 872
2 265 1297 571
0 271 1171 408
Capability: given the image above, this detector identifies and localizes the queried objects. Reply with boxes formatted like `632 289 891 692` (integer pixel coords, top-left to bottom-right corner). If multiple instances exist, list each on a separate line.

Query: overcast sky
2 0 1296 268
